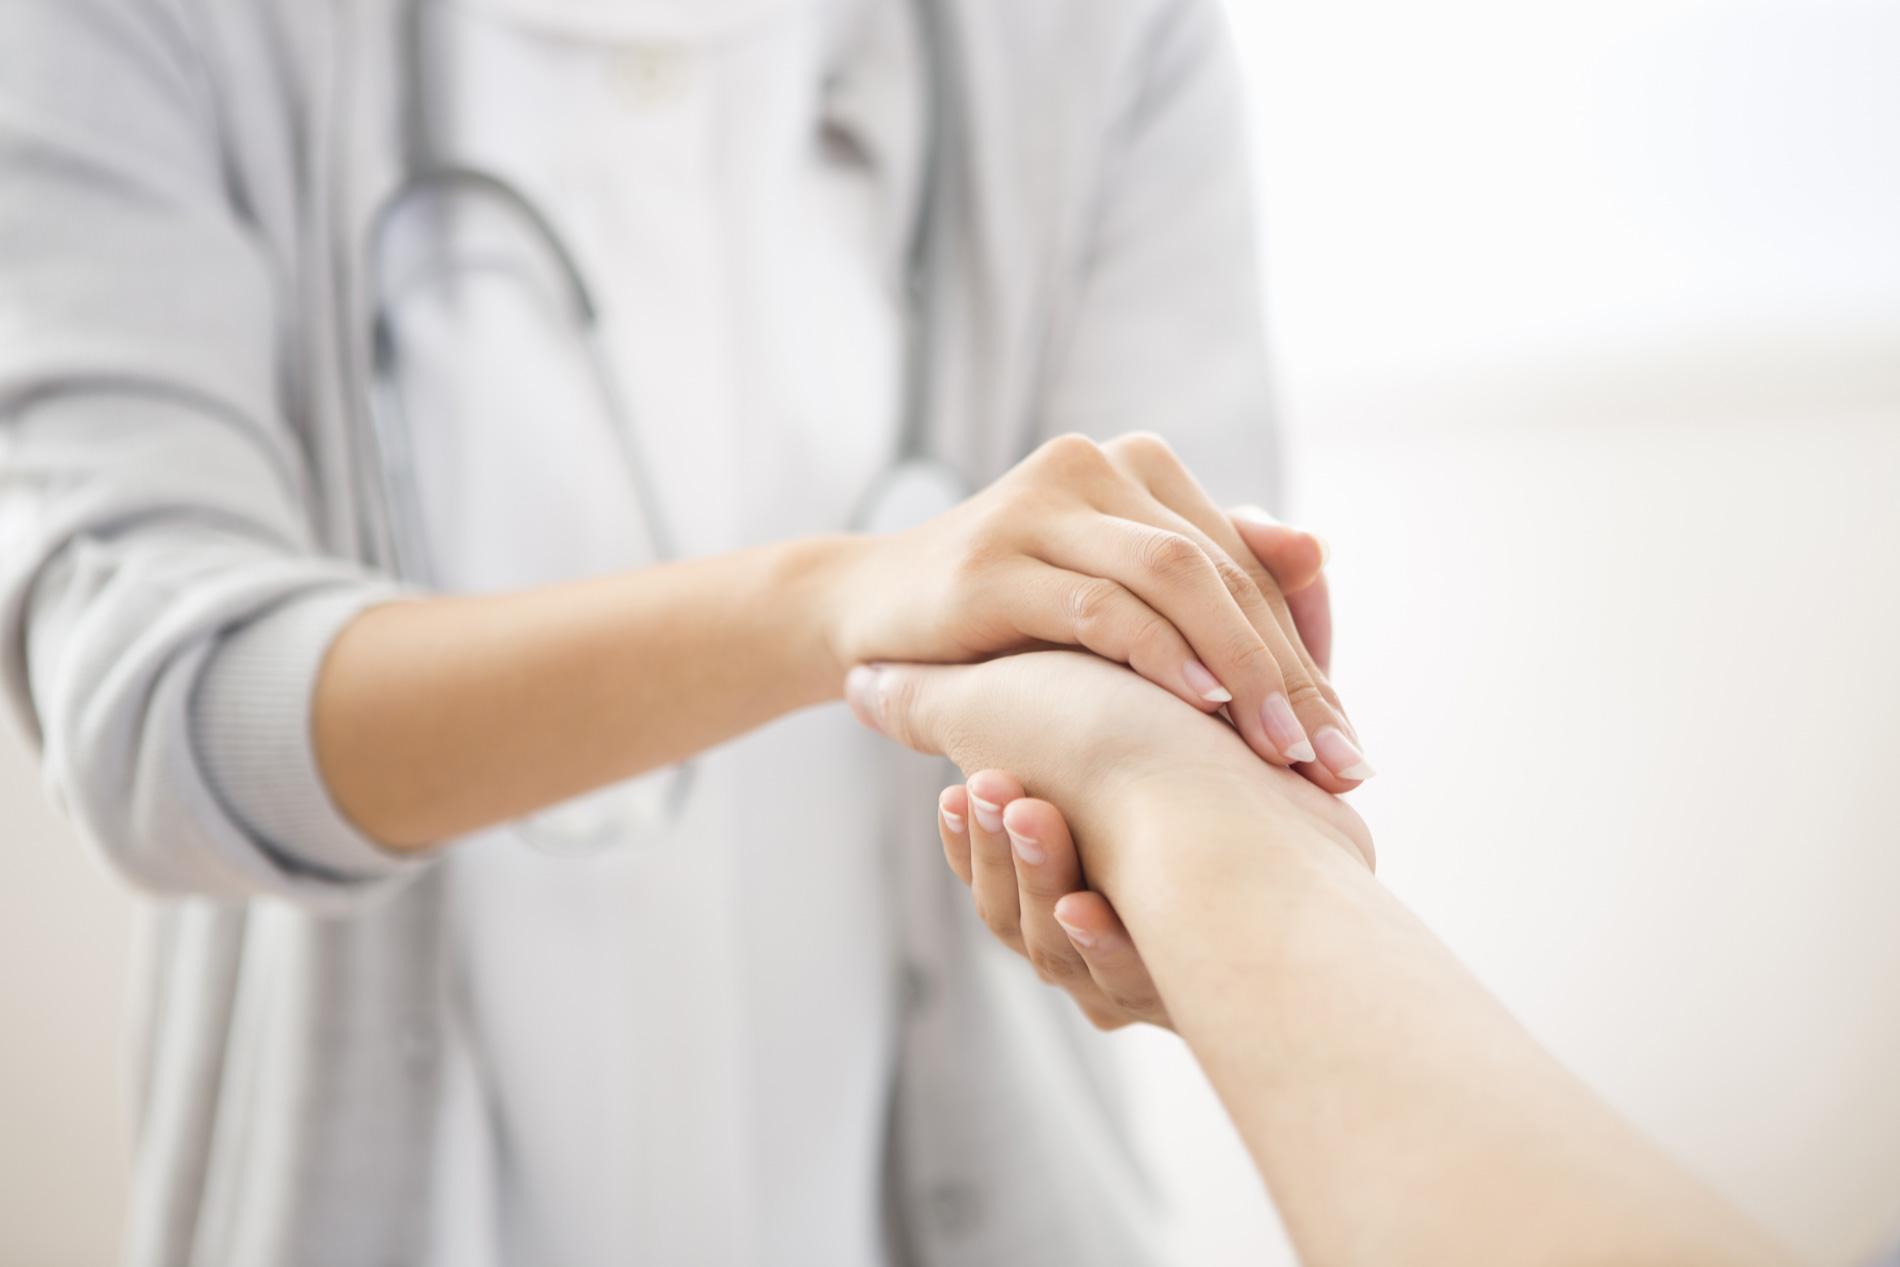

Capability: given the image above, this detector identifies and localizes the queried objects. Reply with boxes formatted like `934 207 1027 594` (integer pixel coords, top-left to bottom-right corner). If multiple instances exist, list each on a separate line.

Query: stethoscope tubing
363 0 965 853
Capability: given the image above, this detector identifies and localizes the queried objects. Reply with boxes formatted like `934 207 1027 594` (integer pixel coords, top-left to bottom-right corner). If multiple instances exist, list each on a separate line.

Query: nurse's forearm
314 538 849 850
1103 788 1794 1267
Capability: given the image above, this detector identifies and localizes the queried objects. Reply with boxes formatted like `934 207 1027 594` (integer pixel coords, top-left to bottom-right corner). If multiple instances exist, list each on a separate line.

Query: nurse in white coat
0 0 1365 1262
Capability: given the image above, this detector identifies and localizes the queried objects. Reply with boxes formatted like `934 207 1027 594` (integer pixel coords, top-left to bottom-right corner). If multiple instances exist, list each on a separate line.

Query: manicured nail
969 794 1004 834
940 799 966 835
1313 726 1377 781
1260 694 1316 763
1312 532 1333 569
1182 659 1232 704
1006 826 1045 866
1055 913 1096 948
1232 504 1278 526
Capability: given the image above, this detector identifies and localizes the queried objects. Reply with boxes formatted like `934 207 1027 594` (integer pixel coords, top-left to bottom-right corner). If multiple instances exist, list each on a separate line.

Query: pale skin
315 431 1363 849
848 651 1801 1267
897 507 1336 1029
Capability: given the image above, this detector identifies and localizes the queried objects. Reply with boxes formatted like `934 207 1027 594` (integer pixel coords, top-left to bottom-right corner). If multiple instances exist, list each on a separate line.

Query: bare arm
853 652 1796 1267
315 540 843 849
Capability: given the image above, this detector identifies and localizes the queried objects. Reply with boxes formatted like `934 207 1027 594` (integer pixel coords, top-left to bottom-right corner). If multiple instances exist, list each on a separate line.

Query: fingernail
1311 532 1333 569
1232 504 1278 526
940 802 966 835
845 664 883 733
1006 826 1045 866
1055 913 1096 949
1260 694 1316 763
1182 659 1232 704
1313 726 1377 781
969 794 1004 834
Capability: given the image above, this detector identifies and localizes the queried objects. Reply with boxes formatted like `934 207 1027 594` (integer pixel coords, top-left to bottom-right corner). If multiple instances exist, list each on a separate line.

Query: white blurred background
3 0 1897 1263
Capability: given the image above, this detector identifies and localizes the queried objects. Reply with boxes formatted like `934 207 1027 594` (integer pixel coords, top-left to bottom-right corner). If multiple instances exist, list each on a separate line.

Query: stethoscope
364 0 966 856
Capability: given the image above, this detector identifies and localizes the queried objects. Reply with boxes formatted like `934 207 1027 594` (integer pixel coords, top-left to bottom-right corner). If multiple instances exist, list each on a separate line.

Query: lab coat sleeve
1037 0 1282 512
0 0 425 910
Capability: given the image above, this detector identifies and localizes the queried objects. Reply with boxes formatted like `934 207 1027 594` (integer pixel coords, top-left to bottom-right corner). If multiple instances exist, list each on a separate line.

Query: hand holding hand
849 650 1373 1028
826 433 1371 789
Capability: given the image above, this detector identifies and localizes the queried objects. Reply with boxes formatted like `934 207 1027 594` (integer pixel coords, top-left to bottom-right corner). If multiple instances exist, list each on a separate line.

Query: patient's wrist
1102 771 1336 904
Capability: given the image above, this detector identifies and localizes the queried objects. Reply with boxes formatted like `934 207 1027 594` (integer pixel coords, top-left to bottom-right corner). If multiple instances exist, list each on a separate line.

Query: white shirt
386 2 918 1261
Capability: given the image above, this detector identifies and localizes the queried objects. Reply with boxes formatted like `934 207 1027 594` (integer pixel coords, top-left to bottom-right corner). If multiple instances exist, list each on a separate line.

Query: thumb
845 662 955 755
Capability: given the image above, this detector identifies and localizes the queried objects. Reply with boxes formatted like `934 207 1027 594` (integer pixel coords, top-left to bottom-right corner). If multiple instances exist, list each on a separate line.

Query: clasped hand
827 432 1369 789
841 434 1368 1030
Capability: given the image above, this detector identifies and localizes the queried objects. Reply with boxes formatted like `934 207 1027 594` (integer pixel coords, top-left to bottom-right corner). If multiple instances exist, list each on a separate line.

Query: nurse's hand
825 432 1372 790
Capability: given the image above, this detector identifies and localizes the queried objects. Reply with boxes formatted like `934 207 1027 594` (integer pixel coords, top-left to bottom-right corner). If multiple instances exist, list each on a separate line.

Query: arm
851 652 1795 1267
316 433 1362 849
0 6 1353 878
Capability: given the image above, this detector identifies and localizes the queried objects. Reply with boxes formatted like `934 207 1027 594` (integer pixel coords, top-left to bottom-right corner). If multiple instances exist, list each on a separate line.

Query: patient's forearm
1103 783 1793 1267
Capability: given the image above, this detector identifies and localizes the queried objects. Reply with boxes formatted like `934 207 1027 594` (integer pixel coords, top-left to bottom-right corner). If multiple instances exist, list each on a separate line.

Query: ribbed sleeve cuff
190 584 425 884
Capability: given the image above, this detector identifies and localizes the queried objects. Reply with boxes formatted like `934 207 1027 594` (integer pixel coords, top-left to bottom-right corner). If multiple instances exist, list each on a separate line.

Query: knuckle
877 672 926 748
1134 529 1209 584
1210 554 1265 606
1028 944 1083 984
1219 628 1276 678
1282 671 1327 712
1124 612 1179 665
1066 575 1125 635
1034 432 1107 476
1105 982 1163 1018
978 900 1021 943
1106 430 1176 469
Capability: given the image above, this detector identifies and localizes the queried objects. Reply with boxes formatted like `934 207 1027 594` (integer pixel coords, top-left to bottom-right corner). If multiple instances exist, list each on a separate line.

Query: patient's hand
937 768 1172 1029
849 651 1372 1026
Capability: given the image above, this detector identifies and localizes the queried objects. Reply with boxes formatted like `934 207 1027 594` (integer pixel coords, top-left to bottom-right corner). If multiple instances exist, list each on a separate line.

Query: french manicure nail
1232 505 1277 526
1182 659 1233 704
941 805 966 835
1055 914 1096 948
1260 694 1317 764
1313 726 1377 781
1006 826 1045 866
1312 532 1333 569
969 794 1004 834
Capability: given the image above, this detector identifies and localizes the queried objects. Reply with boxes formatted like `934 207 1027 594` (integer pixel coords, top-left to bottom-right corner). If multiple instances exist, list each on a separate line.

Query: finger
1053 891 1171 1028
999 797 1099 996
1038 514 1331 776
1284 568 1332 676
846 661 964 757
1098 438 1328 686
964 769 1026 954
1099 438 1327 698
1015 434 1368 786
939 784 973 887
992 559 1234 716
1230 507 1336 678
1225 506 1329 595
1090 439 1369 786
1229 511 1364 775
